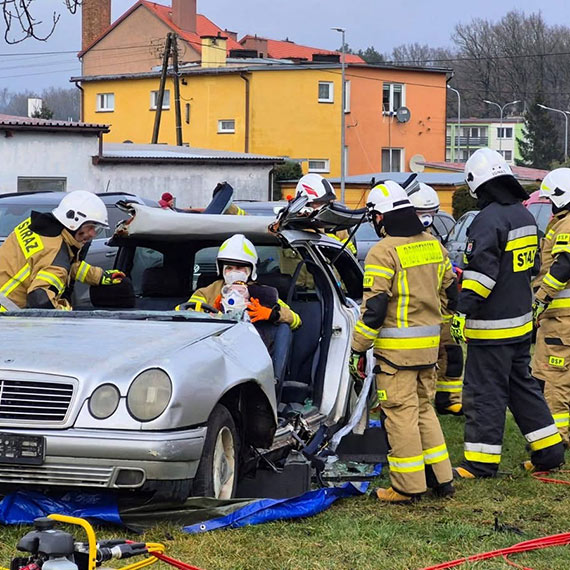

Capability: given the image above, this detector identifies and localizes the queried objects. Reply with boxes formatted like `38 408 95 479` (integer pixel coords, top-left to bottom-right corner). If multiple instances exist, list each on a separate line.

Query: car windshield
446 213 475 243
0 204 54 236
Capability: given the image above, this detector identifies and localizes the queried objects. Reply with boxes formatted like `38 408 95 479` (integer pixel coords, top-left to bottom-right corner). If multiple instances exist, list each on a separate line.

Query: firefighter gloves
349 349 367 380
100 269 126 286
247 297 279 323
450 313 467 344
532 299 547 328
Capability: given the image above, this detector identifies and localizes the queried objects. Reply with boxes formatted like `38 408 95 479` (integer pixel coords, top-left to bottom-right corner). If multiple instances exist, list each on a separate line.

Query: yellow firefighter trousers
377 365 453 495
532 316 570 446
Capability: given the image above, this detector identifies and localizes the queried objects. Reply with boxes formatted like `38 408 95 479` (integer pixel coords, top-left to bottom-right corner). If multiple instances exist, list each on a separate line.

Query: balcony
446 136 489 147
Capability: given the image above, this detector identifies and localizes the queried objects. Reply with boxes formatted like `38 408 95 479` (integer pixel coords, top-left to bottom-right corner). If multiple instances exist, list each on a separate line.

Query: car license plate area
0 432 45 465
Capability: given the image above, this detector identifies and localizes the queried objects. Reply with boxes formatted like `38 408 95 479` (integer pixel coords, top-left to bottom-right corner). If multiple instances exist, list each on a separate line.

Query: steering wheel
178 300 220 314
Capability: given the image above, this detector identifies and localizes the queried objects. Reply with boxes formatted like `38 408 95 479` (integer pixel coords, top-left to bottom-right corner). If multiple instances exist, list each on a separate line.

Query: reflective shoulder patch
363 275 374 289
395 240 443 268
555 233 570 244
548 355 565 368
15 217 44 260
466 239 475 255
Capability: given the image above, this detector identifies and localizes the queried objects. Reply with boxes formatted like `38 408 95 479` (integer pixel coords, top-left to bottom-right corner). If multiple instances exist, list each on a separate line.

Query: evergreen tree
357 46 384 64
31 105 54 120
516 96 563 169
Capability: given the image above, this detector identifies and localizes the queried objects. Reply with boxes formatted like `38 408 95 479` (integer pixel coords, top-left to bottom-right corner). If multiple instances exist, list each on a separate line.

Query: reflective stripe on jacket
457 202 538 344
352 232 455 368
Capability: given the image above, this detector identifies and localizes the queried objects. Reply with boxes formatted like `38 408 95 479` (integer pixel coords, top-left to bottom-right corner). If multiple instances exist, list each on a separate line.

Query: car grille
0 379 74 423
0 463 112 487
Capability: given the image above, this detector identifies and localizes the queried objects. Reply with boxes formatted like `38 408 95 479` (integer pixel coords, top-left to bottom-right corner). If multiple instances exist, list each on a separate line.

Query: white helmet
366 181 412 215
465 148 513 198
295 173 337 206
407 182 440 228
52 191 108 232
540 168 570 209
216 234 258 280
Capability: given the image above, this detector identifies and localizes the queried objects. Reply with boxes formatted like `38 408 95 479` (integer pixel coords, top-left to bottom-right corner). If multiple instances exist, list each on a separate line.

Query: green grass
0 414 568 570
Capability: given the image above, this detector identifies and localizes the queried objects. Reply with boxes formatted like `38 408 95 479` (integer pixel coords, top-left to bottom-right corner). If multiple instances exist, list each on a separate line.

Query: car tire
193 404 239 499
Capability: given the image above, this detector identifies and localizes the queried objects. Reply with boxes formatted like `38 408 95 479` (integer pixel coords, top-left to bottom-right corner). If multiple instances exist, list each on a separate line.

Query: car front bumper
0 427 207 489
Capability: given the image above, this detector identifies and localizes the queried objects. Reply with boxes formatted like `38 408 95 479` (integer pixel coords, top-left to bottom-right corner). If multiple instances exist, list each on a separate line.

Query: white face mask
221 283 250 318
223 269 250 285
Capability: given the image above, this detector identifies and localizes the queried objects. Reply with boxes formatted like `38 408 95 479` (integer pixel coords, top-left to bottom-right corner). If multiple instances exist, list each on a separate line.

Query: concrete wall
0 131 272 207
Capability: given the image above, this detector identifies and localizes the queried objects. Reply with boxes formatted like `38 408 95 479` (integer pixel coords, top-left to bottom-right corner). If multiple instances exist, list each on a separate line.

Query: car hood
0 315 234 378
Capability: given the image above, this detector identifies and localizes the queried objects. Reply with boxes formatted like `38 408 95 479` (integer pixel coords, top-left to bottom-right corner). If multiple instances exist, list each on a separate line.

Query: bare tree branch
1 0 81 44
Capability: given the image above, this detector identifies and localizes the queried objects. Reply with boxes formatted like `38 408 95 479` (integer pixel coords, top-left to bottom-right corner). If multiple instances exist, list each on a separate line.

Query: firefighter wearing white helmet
531 168 570 449
178 234 301 330
350 180 455 502
450 148 564 479
407 183 464 417
0 190 124 311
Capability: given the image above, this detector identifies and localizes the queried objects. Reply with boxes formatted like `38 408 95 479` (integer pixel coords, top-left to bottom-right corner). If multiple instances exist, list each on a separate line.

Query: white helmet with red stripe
295 173 337 207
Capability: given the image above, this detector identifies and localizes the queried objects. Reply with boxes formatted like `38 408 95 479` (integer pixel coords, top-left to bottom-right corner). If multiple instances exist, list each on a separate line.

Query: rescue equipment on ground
5 514 203 570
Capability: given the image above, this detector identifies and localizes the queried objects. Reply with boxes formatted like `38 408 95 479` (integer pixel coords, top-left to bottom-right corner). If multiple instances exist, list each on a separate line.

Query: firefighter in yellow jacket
350 181 456 503
178 234 301 330
408 182 464 416
0 191 124 311
532 168 570 448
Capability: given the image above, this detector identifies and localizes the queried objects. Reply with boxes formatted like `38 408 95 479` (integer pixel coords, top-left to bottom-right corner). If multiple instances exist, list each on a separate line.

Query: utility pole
151 33 173 144
171 34 183 146
332 27 346 202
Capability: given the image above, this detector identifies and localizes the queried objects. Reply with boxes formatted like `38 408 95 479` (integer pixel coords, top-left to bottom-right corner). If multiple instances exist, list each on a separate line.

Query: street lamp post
447 85 461 162
332 27 346 203
483 99 521 152
537 103 568 161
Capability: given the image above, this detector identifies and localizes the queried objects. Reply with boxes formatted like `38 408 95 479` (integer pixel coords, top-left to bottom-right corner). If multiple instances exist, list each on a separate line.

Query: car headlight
89 384 120 419
127 368 172 422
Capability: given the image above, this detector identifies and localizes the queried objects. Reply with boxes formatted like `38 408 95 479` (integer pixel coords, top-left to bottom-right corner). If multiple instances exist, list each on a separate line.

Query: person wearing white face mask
176 234 302 330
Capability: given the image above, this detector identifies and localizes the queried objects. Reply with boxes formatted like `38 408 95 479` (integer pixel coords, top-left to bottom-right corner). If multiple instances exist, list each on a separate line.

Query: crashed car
0 200 367 501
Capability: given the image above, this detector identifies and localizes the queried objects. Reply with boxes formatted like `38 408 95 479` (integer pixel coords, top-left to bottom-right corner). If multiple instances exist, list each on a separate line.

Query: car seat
137 266 188 310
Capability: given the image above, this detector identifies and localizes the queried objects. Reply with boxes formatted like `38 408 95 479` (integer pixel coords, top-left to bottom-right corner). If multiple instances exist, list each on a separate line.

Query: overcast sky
0 0 568 92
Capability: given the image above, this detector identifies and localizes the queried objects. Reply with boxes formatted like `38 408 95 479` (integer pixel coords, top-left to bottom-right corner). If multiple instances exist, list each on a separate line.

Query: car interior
92 237 353 418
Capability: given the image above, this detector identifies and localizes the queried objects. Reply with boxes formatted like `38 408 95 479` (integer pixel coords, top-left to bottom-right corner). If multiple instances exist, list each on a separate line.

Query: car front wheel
193 404 239 499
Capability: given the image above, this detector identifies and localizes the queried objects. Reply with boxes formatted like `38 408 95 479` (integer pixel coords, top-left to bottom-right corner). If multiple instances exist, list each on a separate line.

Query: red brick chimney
82 0 111 51
172 0 197 33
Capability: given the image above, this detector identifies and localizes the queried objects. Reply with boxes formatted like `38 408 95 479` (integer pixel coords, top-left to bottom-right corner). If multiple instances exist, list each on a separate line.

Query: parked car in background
355 211 455 267
0 191 157 304
524 190 551 238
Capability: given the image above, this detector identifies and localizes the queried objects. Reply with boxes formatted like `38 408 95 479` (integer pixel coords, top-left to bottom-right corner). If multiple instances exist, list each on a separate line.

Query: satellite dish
409 154 426 173
395 106 411 123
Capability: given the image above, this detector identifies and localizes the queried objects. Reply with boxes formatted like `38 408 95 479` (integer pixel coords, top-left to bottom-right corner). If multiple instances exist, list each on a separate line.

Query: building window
497 127 513 139
308 159 330 173
499 149 513 161
318 81 334 103
382 83 405 114
381 148 403 172
218 119 235 133
344 80 351 113
185 103 191 124
150 90 170 110
96 93 114 112
17 177 66 193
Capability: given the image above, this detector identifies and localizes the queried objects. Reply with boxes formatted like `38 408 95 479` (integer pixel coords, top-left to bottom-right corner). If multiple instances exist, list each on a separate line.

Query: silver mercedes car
0 202 366 501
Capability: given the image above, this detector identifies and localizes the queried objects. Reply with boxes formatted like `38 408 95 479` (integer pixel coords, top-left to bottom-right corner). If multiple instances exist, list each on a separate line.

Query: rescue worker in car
407 182 464 417
350 181 456 503
450 148 565 478
0 191 125 311
177 234 301 330
531 167 570 449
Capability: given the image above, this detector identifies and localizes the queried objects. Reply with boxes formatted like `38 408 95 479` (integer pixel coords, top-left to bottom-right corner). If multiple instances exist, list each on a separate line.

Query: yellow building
77 0 450 178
